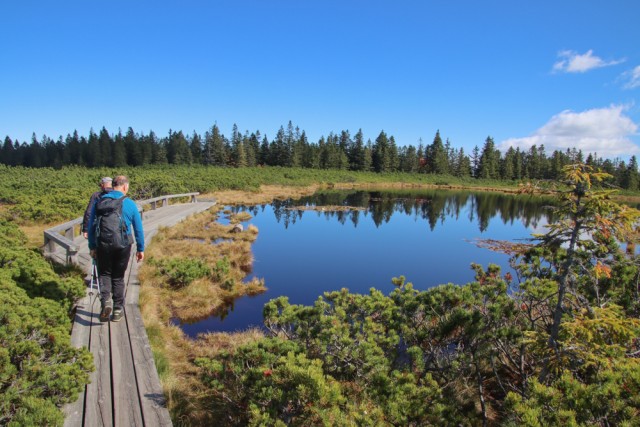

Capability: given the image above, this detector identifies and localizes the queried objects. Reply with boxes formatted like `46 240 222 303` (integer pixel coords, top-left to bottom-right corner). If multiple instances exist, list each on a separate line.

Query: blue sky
2 1 639 159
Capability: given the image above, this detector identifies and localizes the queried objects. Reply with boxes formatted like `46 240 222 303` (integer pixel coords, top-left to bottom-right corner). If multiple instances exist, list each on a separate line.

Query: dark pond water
178 189 557 337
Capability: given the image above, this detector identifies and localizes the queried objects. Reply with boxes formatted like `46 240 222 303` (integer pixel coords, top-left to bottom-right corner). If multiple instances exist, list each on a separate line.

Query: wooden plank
83 297 113 427
63 288 96 426
61 200 215 426
127 303 173 426
110 307 145 427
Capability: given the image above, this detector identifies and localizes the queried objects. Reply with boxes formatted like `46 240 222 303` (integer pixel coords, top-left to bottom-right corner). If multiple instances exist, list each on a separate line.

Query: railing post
65 226 74 241
67 246 79 265
43 233 54 256
162 197 168 207
191 194 197 203
151 201 157 210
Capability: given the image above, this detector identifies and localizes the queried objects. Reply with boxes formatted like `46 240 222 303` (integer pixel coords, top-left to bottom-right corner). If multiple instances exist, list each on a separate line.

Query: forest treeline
3 122 640 190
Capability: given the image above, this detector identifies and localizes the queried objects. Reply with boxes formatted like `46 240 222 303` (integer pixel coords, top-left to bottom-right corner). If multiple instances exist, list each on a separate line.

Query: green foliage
150 256 211 288
0 221 93 425
193 164 640 425
0 164 521 224
0 218 84 310
196 338 347 426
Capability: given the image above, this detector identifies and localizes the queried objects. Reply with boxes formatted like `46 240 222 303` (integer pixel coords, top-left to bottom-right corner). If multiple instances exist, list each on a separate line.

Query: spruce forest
2 122 640 190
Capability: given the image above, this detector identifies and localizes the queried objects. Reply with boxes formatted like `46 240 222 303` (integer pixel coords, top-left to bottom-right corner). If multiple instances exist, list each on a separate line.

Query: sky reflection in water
178 190 555 336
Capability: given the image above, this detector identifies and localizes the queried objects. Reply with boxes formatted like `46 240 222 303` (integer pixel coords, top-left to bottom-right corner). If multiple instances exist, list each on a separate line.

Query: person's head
100 177 113 190
112 175 130 194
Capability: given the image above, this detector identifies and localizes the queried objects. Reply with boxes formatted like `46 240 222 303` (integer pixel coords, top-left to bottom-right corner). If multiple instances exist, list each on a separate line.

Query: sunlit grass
139 201 274 424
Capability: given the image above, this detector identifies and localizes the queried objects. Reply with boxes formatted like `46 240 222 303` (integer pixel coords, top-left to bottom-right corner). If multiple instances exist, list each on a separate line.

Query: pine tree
259 135 270 166
167 130 192 164
230 124 247 168
471 145 480 178
190 131 203 164
203 124 228 166
151 131 168 164
477 137 500 179
1 136 15 165
501 147 516 180
112 130 127 167
425 130 449 174
349 129 366 171
372 131 391 172
388 136 399 172
622 155 639 190
98 127 113 167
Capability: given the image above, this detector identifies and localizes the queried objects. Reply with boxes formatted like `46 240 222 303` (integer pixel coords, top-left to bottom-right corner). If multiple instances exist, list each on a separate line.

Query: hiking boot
100 300 113 322
111 308 124 322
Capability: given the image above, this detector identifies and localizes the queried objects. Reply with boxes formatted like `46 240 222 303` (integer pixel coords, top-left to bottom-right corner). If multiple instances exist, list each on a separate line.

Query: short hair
113 175 130 187
100 176 113 185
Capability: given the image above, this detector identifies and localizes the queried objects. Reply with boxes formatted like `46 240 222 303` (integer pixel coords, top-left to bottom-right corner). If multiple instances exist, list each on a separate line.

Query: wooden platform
61 200 216 427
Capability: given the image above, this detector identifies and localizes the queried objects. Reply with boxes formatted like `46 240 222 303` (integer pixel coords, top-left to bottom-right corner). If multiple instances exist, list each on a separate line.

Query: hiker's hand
90 249 96 259
137 251 144 263
83 232 88 239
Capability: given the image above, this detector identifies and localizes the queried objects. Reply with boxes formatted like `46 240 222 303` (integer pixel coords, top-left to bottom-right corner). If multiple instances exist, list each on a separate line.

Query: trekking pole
89 259 101 297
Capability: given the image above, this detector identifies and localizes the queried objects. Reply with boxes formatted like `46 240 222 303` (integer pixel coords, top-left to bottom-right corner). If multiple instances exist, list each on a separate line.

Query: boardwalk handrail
43 192 200 264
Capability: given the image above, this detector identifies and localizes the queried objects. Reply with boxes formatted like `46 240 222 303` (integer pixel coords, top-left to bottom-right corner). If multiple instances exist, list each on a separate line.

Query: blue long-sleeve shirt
88 191 145 252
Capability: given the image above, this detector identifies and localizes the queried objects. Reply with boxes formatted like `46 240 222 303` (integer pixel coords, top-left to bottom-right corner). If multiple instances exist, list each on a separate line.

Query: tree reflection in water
233 189 556 232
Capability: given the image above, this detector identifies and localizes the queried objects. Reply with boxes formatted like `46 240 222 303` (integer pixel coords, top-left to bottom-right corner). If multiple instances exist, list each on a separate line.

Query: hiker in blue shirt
88 175 145 322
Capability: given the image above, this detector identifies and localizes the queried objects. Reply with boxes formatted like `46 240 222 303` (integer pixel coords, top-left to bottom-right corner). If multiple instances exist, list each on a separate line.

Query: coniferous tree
425 130 449 174
364 140 373 172
150 131 168 164
244 131 259 167
399 145 419 173
372 130 391 173
25 133 41 167
388 136 399 172
230 124 247 168
1 136 15 166
301 132 318 168
478 137 500 179
349 129 366 171
65 131 83 165
502 147 517 180
203 124 227 166
290 126 305 168
259 135 270 166
123 127 141 166
471 145 480 178
113 130 127 167
167 130 192 164
139 131 154 166
622 155 639 190
291 129 307 168
454 148 472 177
189 131 203 164
97 127 113 167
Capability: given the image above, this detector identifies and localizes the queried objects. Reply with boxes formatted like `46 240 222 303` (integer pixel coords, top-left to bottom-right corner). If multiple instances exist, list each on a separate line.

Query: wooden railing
43 192 200 264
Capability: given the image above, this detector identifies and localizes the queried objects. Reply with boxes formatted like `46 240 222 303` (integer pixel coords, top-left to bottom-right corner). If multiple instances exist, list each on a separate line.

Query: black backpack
94 196 134 250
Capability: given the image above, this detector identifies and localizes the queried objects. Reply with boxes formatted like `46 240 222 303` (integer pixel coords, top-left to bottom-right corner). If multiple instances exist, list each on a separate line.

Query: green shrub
0 273 93 425
152 257 211 288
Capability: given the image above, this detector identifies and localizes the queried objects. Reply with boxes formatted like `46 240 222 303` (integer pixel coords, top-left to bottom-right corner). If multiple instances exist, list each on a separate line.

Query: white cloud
622 65 640 89
552 49 625 73
499 105 640 158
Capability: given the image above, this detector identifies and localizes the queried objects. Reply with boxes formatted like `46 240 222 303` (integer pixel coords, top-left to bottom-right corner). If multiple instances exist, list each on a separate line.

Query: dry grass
200 184 322 205
139 203 273 423
19 224 50 249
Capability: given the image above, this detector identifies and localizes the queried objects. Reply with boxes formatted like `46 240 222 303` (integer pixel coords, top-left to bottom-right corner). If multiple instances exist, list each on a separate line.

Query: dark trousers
97 246 132 310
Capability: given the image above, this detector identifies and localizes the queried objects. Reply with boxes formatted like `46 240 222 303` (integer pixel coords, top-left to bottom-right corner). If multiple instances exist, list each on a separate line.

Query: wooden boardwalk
55 198 216 427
